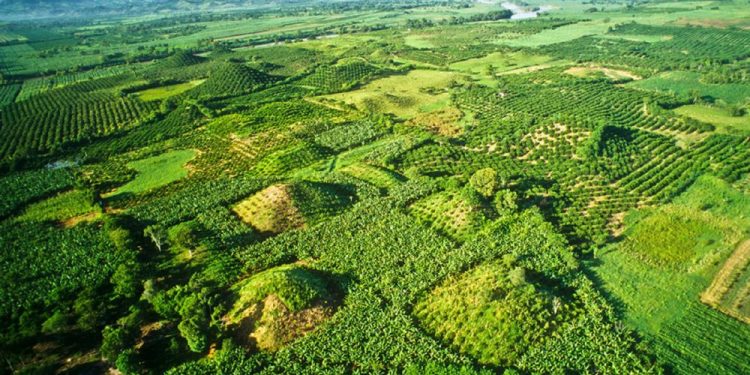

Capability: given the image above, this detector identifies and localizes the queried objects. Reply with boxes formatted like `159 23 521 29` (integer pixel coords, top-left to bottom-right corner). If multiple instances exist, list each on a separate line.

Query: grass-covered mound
225 264 338 351
414 258 575 366
232 181 355 235
160 51 207 69
409 188 491 242
194 62 278 97
301 58 385 93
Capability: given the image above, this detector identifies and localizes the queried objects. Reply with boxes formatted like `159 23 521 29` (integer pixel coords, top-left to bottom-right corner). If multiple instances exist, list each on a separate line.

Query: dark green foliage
0 221 130 340
0 168 74 218
191 62 279 98
0 83 20 106
313 118 388 151
301 58 386 93
0 75 159 162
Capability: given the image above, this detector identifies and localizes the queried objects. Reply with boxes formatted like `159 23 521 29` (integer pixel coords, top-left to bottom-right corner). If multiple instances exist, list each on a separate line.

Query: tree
41 310 67 334
115 349 141 375
101 325 132 362
470 168 497 198
144 224 167 252
508 267 526 287
74 289 105 332
494 189 518 213
168 221 201 257
111 263 141 299
178 318 208 353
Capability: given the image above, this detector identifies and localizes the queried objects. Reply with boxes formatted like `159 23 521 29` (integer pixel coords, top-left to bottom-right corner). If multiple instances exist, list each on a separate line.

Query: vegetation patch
406 107 464 137
627 71 750 105
233 182 354 235
233 184 303 235
449 51 553 76
620 206 734 267
409 189 491 242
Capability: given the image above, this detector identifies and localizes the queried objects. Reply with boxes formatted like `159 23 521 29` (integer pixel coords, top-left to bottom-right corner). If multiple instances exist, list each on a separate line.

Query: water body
501 2 554 20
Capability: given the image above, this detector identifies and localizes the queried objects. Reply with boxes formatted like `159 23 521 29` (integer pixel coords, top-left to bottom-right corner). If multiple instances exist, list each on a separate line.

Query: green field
105 149 197 198
627 71 750 105
137 79 205 101
674 104 750 133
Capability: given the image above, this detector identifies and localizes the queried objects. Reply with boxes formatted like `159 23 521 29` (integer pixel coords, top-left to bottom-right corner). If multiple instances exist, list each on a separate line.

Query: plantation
1 0 750 374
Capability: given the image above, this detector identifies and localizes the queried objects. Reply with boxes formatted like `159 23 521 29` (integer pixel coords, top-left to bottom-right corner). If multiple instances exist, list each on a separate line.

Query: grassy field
321 69 461 119
565 66 641 81
449 51 554 76
674 104 750 133
404 34 435 49
627 71 750 105
137 79 205 101
15 189 99 224
497 19 616 47
105 149 197 198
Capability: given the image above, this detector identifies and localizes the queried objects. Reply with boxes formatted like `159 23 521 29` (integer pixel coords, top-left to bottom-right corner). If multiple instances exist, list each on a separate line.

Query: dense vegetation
1 0 750 374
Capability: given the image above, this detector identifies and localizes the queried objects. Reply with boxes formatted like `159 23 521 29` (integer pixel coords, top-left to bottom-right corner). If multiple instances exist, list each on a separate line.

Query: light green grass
497 19 616 47
627 71 750 105
322 70 461 119
137 79 205 101
106 149 197 198
15 190 99 223
674 104 750 133
404 34 435 49
449 51 554 76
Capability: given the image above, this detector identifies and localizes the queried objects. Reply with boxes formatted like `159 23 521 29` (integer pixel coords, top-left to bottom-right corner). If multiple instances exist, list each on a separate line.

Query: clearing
321 69 461 119
674 104 750 133
104 149 197 198
137 80 206 101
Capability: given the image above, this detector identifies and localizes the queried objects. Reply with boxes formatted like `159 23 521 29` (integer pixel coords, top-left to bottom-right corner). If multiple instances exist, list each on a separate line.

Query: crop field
1 0 749 374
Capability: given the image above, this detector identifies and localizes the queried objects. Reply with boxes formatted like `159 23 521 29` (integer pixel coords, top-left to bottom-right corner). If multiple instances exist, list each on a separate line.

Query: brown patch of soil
230 294 337 352
59 212 100 228
407 107 464 137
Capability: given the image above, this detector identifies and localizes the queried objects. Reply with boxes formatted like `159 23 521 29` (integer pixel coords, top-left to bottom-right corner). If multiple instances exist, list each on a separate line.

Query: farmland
1 0 749 374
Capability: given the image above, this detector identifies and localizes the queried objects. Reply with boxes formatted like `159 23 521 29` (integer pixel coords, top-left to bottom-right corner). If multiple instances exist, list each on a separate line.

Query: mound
301 58 383 93
226 265 338 351
414 259 574 366
195 62 278 97
233 184 302 234
233 182 355 234
409 189 491 241
160 51 207 69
